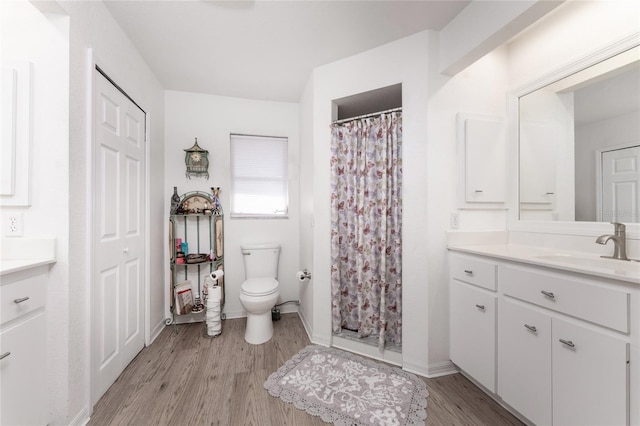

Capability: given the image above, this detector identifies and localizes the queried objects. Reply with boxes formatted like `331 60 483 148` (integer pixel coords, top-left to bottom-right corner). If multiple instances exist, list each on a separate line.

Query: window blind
230 134 288 217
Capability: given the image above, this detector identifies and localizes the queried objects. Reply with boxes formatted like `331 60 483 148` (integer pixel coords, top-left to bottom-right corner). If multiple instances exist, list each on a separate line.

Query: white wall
164 91 300 319
1 0 70 421
308 31 431 368
300 23 513 374
426 42 511 370
39 0 165 423
575 110 640 221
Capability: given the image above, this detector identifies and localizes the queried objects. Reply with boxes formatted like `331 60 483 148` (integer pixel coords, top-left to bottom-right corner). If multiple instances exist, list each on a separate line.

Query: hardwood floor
89 314 524 426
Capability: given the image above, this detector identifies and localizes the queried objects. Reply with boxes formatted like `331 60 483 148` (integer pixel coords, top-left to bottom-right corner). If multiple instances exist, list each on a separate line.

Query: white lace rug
264 345 428 425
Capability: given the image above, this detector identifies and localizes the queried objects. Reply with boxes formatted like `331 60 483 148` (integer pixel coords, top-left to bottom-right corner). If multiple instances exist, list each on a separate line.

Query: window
230 134 288 218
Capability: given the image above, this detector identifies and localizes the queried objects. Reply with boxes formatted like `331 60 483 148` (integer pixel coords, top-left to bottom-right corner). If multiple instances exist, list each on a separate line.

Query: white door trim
595 141 640 222
87 51 151 411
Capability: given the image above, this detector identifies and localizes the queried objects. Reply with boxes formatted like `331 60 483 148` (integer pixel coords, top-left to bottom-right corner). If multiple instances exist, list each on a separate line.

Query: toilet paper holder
297 269 312 281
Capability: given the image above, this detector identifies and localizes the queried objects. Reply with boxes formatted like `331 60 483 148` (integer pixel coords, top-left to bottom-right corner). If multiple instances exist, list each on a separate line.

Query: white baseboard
278 304 298 314
458 370 533 426
223 304 298 321
68 405 90 426
310 333 331 346
403 360 458 378
222 309 244 319
297 308 313 341
402 360 430 377
427 360 459 377
149 318 165 344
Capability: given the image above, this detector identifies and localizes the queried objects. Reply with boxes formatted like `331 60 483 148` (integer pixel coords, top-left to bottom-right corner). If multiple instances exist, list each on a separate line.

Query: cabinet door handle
559 339 575 348
475 304 485 310
0 352 10 360
464 270 473 275
474 190 483 193
13 297 29 304
541 290 555 299
524 324 537 332
545 192 555 195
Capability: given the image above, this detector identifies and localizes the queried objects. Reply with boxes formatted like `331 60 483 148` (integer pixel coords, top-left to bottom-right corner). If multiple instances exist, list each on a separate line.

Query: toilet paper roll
208 285 222 303
296 270 309 282
210 269 224 281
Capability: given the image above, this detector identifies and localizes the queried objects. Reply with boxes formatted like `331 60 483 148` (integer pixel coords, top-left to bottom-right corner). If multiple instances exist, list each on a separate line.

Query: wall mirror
519 45 639 223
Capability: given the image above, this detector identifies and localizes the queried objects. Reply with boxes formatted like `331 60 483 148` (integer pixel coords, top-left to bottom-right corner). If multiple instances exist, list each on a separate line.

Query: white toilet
239 243 280 345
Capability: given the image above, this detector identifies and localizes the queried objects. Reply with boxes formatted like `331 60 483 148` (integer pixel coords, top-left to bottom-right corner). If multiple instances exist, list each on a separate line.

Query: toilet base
244 311 273 345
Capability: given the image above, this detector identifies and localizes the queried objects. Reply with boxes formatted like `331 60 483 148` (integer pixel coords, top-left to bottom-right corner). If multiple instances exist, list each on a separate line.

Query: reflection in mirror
519 46 640 223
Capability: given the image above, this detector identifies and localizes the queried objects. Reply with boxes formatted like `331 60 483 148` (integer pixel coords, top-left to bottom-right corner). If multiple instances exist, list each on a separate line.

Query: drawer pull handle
0 352 10 360
475 190 483 193
545 192 555 195
541 290 555 299
13 297 30 304
475 304 485 310
559 339 575 348
464 270 473 275
524 324 537 332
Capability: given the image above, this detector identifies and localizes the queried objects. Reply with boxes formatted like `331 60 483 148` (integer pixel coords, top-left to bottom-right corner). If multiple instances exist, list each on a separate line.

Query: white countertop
448 244 640 284
0 238 57 276
0 258 57 276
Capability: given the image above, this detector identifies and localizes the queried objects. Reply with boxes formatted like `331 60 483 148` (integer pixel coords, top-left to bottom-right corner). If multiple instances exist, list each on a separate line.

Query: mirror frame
507 33 640 239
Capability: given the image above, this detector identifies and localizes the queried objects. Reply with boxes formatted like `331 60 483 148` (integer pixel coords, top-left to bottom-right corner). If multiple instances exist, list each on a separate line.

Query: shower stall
329 104 403 353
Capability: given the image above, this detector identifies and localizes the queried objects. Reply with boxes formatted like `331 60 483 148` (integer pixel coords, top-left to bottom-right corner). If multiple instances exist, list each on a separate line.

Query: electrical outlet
3 212 23 236
450 212 460 229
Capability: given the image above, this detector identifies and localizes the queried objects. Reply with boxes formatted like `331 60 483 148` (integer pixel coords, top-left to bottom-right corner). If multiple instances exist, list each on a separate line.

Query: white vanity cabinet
0 266 48 425
498 298 552 426
449 253 497 392
449 249 637 426
501 264 630 425
552 317 628 426
499 293 628 426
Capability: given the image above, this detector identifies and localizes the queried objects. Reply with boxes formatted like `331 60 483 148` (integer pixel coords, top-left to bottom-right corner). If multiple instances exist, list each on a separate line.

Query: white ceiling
103 0 470 102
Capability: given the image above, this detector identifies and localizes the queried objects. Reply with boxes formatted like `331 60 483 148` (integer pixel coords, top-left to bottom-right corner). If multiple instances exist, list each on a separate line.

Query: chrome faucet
596 222 629 261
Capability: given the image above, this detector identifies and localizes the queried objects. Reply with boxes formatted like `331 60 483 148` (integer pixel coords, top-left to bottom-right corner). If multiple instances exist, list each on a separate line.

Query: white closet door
93 70 146 403
601 145 639 222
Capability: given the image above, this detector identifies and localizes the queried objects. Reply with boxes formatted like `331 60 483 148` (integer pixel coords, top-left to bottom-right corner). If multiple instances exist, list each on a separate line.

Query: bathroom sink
534 254 640 274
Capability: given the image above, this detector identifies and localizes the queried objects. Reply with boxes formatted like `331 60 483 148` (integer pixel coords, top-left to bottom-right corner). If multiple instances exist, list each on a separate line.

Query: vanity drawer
500 265 629 333
450 253 497 291
0 274 46 325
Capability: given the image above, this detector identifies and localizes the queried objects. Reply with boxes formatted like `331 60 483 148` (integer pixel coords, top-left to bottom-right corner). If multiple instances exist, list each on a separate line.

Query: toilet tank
241 244 280 279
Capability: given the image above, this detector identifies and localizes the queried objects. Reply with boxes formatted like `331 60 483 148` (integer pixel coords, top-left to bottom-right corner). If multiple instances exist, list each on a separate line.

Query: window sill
230 214 289 220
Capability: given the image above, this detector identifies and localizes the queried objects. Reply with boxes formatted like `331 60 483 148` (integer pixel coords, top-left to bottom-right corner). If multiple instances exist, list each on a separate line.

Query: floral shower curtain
330 111 402 349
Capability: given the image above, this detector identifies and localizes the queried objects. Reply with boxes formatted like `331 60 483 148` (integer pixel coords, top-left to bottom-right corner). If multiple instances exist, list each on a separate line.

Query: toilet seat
241 278 279 297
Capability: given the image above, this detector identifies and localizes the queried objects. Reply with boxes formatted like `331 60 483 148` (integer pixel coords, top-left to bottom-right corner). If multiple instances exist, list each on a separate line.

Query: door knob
123 248 129 253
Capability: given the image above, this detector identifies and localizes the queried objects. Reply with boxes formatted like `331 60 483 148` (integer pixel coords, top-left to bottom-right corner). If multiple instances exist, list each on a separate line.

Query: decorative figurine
191 294 205 313
170 186 180 214
212 187 222 214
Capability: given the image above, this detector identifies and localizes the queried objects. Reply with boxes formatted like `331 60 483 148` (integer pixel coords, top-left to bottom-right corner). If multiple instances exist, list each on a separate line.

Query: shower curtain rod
332 107 402 124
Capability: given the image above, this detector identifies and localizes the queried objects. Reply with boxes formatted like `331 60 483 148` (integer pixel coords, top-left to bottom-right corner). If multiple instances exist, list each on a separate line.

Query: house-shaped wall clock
184 138 209 179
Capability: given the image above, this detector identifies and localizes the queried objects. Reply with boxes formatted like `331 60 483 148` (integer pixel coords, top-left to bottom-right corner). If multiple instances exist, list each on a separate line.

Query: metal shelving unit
166 189 224 326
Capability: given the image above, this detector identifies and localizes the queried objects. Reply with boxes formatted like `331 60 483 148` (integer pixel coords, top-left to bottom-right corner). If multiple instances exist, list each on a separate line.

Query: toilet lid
241 278 279 296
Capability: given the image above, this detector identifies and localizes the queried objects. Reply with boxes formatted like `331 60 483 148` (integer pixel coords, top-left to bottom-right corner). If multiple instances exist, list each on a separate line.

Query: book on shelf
175 280 194 315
